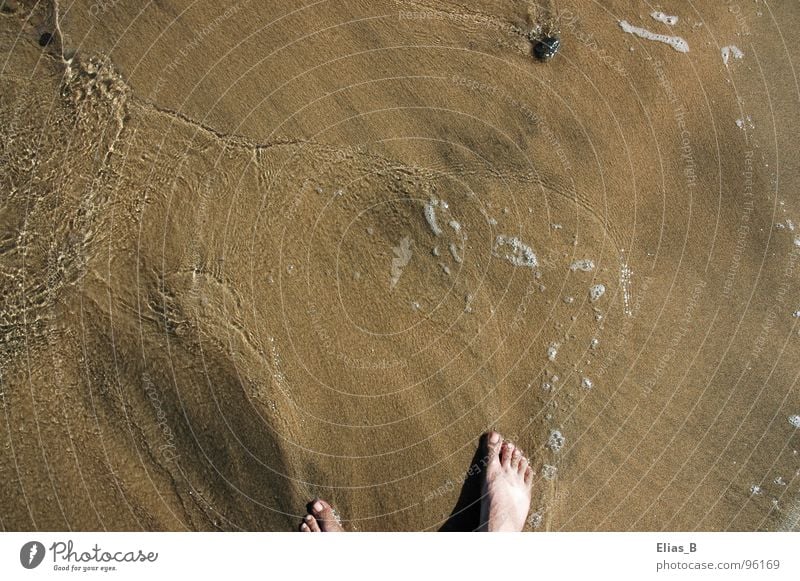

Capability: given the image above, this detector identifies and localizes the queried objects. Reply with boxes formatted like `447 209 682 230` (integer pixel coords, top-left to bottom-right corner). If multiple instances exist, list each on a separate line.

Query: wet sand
1 0 799 531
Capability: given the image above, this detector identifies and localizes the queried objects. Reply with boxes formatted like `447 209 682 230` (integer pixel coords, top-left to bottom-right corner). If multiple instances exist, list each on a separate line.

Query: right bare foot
479 431 534 532
299 498 344 532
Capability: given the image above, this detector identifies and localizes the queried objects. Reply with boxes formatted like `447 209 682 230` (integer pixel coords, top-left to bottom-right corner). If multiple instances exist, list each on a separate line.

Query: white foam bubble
547 342 559 361
620 259 633 316
581 377 593 390
651 11 679 26
389 236 413 289
570 259 595 272
493 235 538 268
589 284 606 302
424 199 443 236
449 242 463 264
790 415 800 428
464 294 474 313
619 20 689 53
721 45 744 66
547 430 565 452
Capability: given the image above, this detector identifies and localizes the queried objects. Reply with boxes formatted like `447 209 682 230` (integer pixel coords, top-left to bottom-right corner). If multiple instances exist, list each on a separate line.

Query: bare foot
479 431 533 531
298 498 344 532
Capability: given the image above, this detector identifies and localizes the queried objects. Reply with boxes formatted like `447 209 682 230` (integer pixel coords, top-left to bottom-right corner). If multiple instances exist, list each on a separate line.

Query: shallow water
0 0 798 531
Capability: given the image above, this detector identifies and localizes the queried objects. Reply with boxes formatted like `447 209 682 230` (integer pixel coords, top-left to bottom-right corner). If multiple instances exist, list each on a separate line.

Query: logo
20 541 46 569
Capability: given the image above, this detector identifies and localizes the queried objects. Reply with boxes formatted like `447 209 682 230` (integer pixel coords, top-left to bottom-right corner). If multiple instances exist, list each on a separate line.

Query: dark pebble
38 32 53 47
534 36 560 61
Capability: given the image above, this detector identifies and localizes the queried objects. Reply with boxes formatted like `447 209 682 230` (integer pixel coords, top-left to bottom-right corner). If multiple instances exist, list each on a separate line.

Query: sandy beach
1 0 798 531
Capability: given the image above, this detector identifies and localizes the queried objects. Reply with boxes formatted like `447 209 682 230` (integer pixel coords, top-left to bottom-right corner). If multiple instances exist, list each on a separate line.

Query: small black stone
38 32 53 47
533 36 560 61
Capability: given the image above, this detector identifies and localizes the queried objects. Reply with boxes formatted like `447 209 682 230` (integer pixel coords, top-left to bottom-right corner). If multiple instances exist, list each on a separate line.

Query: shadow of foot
439 433 491 531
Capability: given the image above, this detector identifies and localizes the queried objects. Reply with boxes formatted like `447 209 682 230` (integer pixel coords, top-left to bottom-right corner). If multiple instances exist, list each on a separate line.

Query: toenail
305 514 313 521
313 502 323 512
489 432 500 443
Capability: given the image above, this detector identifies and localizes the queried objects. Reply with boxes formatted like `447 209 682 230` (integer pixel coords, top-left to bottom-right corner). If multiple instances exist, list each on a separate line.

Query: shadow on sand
438 433 490 532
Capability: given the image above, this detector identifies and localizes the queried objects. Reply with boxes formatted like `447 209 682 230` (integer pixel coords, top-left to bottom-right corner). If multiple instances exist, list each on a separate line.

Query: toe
500 441 514 467
511 446 522 469
519 457 529 475
311 499 330 518
300 522 309 532
310 498 341 531
484 431 503 465
305 514 320 532
524 466 533 485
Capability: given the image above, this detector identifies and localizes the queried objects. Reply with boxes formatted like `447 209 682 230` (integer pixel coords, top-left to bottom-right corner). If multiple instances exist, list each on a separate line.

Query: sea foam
493 235 538 268
619 20 689 53
650 11 678 26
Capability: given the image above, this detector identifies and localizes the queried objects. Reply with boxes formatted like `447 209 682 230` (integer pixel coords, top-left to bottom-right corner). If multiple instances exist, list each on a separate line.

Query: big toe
484 431 503 465
310 498 342 531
